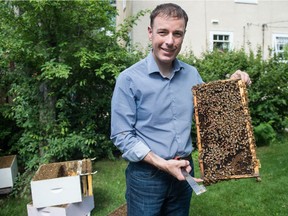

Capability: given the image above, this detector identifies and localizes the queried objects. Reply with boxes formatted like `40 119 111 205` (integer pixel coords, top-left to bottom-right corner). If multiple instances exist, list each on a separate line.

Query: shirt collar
146 51 183 75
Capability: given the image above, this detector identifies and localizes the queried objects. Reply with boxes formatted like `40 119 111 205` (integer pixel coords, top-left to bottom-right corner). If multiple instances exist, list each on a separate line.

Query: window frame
209 31 234 51
234 0 258 4
272 33 288 58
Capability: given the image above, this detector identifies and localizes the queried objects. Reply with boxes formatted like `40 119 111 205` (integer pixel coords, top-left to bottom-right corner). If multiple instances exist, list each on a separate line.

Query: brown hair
150 3 188 28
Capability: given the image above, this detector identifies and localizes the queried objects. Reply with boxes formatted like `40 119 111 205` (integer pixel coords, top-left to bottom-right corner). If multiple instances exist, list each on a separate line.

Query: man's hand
143 151 203 182
164 158 192 180
230 70 252 85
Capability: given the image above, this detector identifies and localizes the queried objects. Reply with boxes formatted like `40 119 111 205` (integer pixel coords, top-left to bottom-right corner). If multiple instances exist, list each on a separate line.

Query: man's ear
148 26 152 40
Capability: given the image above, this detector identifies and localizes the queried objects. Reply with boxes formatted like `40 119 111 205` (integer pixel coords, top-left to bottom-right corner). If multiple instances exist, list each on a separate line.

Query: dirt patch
108 204 127 216
0 155 15 169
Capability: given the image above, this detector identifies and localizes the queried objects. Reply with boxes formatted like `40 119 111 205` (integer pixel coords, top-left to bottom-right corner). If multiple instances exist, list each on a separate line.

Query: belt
174 154 192 161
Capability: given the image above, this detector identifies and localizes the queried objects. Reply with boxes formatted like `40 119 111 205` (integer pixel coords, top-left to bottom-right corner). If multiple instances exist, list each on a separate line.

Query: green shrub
0 1 146 196
254 122 276 146
181 48 287 147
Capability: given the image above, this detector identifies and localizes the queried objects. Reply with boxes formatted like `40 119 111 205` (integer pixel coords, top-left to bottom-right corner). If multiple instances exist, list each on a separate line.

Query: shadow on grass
91 159 127 215
93 187 111 209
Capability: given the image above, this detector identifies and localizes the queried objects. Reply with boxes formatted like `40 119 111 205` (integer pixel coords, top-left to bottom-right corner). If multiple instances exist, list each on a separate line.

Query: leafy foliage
0 0 287 197
180 48 288 146
0 0 147 190
254 122 276 146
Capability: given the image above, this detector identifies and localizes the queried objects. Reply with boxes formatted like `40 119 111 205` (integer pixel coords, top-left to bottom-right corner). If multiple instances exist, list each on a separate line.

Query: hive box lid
27 195 94 216
0 155 18 189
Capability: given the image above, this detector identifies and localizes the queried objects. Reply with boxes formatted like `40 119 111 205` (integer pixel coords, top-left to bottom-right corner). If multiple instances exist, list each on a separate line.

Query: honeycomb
192 79 260 185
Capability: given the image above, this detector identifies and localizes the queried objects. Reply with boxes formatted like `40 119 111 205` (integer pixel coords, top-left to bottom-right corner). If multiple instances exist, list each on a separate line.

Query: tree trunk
39 82 56 158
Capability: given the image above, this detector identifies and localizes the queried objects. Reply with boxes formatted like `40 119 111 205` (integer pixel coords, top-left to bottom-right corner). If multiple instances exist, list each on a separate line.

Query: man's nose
165 34 174 45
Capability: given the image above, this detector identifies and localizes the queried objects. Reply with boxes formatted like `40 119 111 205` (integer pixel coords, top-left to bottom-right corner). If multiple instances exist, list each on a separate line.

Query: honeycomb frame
192 79 260 185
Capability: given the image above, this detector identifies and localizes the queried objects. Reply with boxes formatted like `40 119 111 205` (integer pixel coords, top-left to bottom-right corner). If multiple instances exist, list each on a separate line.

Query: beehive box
31 159 94 208
27 195 94 216
192 79 260 185
0 155 18 189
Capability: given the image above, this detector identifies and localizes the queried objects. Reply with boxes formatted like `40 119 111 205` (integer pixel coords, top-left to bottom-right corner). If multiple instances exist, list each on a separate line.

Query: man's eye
174 32 183 37
158 31 168 36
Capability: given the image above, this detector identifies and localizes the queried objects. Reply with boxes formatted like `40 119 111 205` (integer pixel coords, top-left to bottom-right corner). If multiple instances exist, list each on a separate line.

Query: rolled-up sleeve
110 73 150 162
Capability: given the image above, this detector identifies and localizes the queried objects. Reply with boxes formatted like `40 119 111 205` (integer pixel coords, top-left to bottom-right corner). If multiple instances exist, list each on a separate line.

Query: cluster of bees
33 159 94 181
193 79 260 185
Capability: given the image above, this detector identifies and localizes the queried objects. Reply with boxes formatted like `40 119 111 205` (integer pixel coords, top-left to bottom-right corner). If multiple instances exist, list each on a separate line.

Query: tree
0 0 146 179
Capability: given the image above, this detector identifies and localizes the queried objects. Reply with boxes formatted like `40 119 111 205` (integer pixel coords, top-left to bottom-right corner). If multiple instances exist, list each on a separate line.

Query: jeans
125 159 194 216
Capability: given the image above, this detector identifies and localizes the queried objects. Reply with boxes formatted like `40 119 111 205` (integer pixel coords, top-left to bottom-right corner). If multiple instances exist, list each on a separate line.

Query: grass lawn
0 134 287 216
190 134 288 216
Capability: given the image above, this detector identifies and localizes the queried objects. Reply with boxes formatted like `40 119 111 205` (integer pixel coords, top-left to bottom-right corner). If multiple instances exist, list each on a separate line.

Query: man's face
148 15 186 67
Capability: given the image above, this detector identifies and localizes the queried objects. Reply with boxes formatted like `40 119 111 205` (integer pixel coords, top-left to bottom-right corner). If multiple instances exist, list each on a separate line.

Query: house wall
116 0 288 59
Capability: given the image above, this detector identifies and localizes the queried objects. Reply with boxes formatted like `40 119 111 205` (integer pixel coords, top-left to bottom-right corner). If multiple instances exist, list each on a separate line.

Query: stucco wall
116 0 288 59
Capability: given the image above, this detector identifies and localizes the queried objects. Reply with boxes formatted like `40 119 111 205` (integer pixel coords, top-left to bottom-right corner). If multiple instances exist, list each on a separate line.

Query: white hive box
0 155 18 189
30 161 83 208
31 175 82 208
27 195 94 216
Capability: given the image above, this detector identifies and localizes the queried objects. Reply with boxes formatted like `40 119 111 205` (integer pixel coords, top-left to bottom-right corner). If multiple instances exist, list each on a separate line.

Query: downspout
243 25 246 50
262 24 267 59
204 0 208 51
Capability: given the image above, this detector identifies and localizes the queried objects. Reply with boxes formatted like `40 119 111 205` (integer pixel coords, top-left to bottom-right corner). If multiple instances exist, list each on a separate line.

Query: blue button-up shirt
110 52 204 162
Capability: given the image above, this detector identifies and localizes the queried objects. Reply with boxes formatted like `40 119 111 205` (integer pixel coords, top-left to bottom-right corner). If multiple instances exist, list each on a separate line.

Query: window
210 32 233 51
272 34 288 58
235 0 257 4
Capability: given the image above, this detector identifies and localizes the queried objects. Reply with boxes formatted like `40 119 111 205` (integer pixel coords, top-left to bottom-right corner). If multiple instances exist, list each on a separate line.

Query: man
111 3 251 216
